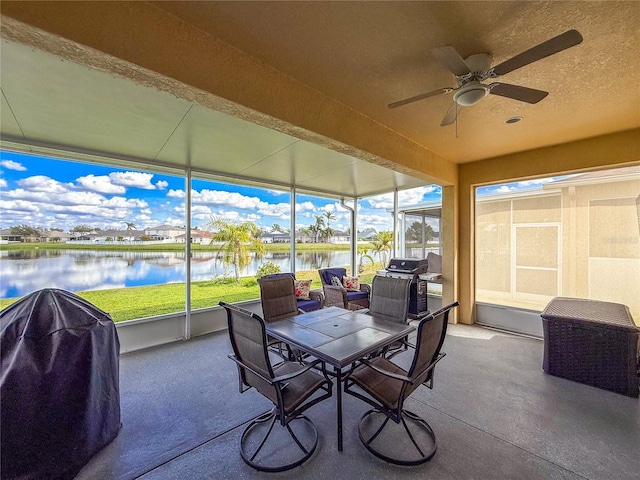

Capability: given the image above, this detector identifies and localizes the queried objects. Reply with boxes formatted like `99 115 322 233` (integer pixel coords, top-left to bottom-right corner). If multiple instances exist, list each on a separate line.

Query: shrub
256 261 281 279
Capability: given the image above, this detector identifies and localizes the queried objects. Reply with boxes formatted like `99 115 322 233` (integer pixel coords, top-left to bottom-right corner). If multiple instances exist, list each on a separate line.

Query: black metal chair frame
344 302 459 466
220 302 333 472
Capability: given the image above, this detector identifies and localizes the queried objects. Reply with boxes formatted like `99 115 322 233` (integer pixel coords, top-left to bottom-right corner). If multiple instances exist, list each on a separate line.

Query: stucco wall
458 129 640 323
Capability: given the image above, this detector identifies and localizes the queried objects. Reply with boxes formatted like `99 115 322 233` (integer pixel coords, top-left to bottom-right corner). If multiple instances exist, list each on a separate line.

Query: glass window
0 151 186 322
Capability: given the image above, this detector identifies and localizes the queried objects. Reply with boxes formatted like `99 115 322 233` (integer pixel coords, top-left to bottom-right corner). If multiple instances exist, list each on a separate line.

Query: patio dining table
265 306 415 451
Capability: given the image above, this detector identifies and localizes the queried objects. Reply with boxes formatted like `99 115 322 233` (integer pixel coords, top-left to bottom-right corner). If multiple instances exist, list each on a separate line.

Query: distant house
261 231 291 243
328 231 350 244
145 225 185 241
0 229 24 242
41 230 73 242
175 230 214 244
0 228 73 243
358 228 378 241
70 230 145 242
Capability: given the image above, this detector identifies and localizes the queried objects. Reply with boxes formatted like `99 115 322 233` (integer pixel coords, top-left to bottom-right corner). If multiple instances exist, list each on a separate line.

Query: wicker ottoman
541 297 639 397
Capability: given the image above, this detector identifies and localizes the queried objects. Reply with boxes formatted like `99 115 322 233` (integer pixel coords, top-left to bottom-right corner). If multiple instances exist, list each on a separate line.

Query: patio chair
260 272 323 312
318 267 370 309
322 282 367 311
366 275 412 358
258 275 307 360
219 302 333 472
344 302 459 465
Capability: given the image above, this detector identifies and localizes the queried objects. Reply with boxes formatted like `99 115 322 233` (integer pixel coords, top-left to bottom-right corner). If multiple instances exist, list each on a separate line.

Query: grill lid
387 258 429 274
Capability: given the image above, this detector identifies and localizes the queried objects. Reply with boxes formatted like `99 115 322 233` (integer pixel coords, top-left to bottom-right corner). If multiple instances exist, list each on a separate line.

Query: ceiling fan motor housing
453 82 490 106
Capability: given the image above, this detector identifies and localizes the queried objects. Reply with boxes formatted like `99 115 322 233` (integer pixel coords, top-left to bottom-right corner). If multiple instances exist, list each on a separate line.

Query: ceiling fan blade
388 88 451 109
432 46 471 76
440 103 458 126
489 82 549 104
492 30 583 76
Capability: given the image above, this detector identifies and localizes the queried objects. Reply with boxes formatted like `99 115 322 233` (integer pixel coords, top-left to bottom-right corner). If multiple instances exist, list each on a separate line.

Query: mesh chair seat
348 356 406 410
272 362 328 415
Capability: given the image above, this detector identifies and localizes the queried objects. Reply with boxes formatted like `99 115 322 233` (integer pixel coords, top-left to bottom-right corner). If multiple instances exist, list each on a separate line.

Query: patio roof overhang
0 36 431 201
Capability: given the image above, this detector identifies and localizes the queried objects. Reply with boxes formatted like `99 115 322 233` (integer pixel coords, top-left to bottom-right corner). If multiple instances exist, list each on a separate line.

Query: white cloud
295 201 316 212
366 185 440 210
517 178 553 187
167 189 185 198
0 178 7 188
103 196 148 208
193 189 262 209
0 198 41 213
357 212 393 230
1 160 27 171
155 180 168 190
17 175 72 194
76 174 126 194
257 202 290 219
109 171 156 189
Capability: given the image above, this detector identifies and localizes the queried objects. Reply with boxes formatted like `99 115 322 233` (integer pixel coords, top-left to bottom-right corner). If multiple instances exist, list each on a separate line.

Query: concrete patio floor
75 323 640 480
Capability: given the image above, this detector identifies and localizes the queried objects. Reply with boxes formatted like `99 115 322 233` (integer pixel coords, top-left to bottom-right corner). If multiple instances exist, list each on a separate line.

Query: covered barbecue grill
0 288 121 480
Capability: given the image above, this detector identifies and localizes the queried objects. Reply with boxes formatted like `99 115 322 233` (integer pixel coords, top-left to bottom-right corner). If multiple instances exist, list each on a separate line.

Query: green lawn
0 265 380 322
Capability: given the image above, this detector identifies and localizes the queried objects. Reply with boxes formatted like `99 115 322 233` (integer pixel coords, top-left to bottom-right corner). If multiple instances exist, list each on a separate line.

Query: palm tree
357 246 375 273
205 217 265 283
124 221 136 242
371 230 394 267
323 211 336 242
312 215 325 243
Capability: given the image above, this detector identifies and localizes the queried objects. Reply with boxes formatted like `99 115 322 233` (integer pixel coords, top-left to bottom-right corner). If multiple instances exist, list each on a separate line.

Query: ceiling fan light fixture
453 84 489 106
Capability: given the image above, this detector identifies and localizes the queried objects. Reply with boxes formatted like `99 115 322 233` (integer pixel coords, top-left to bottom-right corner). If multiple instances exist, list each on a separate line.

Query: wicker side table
541 297 639 397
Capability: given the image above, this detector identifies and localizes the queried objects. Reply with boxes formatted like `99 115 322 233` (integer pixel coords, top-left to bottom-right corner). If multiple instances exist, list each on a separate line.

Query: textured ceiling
1 0 638 200
153 1 640 163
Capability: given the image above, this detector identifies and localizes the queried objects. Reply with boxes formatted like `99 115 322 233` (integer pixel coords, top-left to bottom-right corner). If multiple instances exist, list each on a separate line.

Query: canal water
0 249 355 299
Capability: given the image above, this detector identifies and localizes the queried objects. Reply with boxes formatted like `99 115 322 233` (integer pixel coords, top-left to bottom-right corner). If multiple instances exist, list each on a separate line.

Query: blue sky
0 150 445 233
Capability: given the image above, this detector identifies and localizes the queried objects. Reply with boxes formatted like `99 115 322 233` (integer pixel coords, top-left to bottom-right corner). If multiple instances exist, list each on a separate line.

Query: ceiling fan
388 30 583 126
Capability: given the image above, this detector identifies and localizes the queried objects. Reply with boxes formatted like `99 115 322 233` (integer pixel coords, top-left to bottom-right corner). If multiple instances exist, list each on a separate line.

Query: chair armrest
309 289 324 304
359 353 446 385
358 358 411 383
359 283 371 294
228 354 273 385
272 359 325 384
323 285 347 307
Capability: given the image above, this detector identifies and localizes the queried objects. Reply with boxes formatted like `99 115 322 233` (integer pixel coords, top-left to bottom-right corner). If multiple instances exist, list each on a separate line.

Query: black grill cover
1 289 121 480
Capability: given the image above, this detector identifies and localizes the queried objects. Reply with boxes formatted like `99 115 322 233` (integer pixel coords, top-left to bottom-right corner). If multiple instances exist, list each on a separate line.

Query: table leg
336 367 343 452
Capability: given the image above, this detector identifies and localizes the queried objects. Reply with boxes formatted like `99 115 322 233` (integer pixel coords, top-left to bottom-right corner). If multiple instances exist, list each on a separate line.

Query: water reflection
0 249 352 299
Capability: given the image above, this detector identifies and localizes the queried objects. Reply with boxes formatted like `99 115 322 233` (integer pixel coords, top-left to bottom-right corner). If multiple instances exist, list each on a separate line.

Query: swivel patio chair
258 275 304 322
344 302 459 465
260 272 323 312
258 275 307 360
219 302 333 472
366 275 412 358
